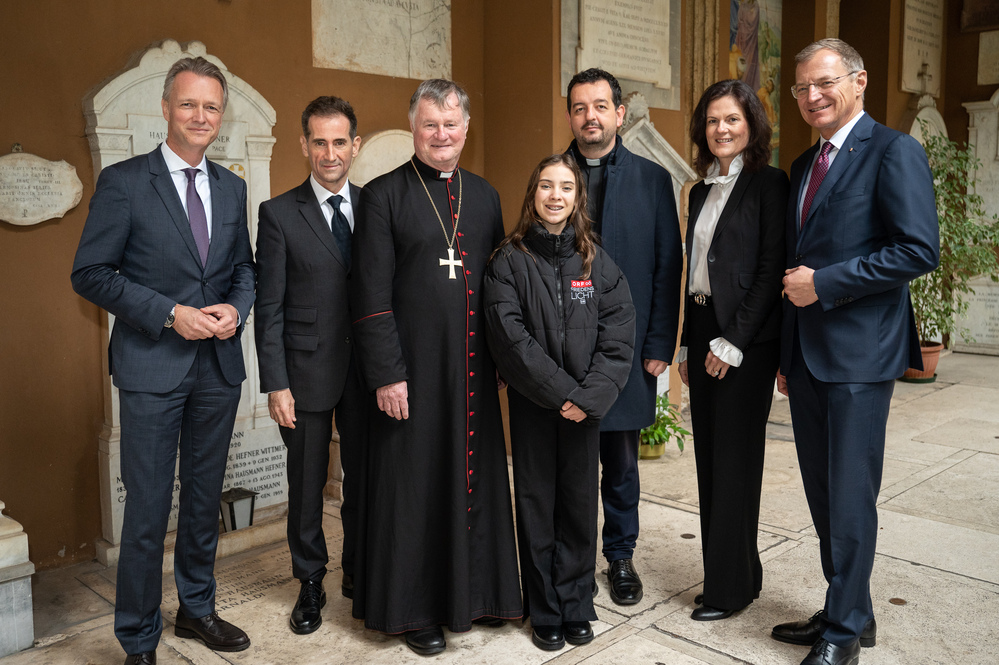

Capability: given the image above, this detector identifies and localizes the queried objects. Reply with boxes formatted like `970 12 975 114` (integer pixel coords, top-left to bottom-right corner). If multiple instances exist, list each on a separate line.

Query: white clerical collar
161 142 208 174
585 158 601 167
309 174 351 206
438 169 455 179
703 153 744 186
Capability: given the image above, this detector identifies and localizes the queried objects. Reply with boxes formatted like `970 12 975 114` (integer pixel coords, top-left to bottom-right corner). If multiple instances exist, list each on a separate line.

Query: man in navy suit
254 96 366 635
564 68 683 605
72 57 255 665
773 39 938 665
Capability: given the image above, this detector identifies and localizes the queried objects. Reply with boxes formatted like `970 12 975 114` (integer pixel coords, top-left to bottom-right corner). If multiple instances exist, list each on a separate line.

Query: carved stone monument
312 0 450 79
562 0 682 110
349 129 415 186
980 31 999 87
0 500 33 657
955 90 999 355
0 151 82 226
901 0 944 97
81 40 282 565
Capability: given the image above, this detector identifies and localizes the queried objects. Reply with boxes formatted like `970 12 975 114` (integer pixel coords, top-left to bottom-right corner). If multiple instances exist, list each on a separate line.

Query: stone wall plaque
954 278 999 355
128 114 248 161
578 0 671 88
312 0 451 79
979 31 999 86
901 0 944 96
562 0 682 110
0 153 83 226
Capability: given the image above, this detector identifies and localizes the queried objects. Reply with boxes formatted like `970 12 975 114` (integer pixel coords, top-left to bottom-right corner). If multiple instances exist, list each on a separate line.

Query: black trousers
281 363 366 583
508 387 599 626
686 302 779 610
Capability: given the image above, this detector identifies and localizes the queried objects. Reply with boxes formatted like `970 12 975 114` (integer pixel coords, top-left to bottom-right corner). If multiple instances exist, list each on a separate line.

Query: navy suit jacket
72 147 256 393
254 178 361 412
780 113 939 383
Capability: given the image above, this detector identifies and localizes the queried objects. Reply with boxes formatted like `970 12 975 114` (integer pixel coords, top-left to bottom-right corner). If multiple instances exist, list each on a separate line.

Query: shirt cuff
709 337 743 367
675 346 688 364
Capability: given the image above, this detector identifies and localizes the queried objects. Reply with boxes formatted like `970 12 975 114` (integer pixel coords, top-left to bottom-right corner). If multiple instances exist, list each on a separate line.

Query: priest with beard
350 79 522 656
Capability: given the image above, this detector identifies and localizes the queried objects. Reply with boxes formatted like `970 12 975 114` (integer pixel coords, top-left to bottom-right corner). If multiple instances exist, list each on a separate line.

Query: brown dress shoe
124 653 156 665
174 610 250 652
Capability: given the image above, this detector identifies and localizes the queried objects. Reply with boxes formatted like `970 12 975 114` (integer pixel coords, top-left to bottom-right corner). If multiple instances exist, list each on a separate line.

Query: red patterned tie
800 141 833 228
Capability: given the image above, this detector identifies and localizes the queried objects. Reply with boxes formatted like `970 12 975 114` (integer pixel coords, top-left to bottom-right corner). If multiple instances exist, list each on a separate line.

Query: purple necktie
800 141 833 228
183 168 210 266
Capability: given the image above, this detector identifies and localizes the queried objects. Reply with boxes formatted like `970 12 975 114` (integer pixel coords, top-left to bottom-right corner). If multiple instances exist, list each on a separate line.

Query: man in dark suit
774 39 939 665
254 96 366 635
72 57 255 665
564 68 683 605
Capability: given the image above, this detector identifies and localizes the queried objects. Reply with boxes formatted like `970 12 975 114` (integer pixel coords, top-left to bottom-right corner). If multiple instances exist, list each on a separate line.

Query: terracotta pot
901 341 944 382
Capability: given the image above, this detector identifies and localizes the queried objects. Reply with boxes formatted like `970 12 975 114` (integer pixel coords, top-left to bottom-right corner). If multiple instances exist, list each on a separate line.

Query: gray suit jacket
254 178 361 412
71 147 256 392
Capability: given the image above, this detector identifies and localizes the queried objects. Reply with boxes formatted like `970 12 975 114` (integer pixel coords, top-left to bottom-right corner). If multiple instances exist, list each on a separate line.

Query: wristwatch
164 305 176 328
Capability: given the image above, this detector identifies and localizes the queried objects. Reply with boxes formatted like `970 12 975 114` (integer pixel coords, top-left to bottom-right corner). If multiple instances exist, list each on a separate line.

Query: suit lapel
298 179 345 269
205 161 226 270
149 150 204 268
800 114 874 234
710 170 752 247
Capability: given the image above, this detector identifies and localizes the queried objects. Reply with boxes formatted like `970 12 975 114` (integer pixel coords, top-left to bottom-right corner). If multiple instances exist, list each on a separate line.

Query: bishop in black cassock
349 81 521 650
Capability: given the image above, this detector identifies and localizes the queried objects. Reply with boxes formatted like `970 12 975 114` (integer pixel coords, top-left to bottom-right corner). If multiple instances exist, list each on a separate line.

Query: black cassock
350 156 522 633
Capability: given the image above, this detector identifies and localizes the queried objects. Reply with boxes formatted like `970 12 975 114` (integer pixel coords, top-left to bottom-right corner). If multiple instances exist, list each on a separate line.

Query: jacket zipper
553 234 566 366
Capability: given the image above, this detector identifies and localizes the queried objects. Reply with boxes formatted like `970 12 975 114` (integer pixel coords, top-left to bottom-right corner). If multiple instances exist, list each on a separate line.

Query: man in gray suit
72 57 255 665
254 96 366 635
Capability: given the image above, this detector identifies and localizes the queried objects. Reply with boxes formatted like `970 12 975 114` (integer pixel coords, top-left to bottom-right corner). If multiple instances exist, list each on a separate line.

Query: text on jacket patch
571 279 594 305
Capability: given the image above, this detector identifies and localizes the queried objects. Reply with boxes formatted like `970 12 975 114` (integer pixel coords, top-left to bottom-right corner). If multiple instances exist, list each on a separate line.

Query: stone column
0 500 34 657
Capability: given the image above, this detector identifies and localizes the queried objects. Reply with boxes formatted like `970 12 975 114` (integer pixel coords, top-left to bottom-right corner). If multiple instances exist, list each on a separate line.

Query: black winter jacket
484 224 636 420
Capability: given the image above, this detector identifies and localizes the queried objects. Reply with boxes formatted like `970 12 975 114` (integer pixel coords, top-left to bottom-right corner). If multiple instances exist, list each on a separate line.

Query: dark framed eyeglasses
790 72 859 99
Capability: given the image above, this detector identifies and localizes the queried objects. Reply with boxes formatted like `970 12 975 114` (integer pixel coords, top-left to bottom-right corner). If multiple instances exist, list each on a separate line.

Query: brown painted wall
0 0 488 570
944 1 997 146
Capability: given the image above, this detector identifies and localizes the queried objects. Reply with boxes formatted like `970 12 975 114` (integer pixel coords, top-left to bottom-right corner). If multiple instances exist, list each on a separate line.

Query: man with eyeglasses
773 39 938 665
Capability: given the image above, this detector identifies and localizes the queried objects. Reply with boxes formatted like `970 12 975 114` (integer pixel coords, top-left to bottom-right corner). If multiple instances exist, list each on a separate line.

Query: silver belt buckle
693 293 708 306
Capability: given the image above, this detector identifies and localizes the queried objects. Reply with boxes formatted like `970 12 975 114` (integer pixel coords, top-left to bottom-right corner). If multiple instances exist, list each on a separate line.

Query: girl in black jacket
483 154 636 652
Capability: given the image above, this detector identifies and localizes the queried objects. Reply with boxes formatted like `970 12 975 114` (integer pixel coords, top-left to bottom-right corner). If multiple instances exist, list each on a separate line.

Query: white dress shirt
309 175 355 232
161 142 212 240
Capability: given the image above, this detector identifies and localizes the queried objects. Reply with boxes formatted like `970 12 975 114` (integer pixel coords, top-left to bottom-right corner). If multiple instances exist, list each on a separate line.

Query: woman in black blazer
678 79 788 621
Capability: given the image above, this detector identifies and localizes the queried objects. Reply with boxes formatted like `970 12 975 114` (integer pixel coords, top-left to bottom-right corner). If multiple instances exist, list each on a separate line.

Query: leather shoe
405 626 446 655
531 624 565 651
472 616 505 627
800 638 860 665
124 653 155 665
772 610 876 648
563 620 594 645
607 559 643 605
341 573 353 599
289 579 326 634
690 605 736 621
174 610 250 652
694 593 704 605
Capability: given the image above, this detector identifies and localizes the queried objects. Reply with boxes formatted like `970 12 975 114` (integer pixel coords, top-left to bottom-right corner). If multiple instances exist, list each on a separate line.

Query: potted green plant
639 394 691 459
905 123 999 382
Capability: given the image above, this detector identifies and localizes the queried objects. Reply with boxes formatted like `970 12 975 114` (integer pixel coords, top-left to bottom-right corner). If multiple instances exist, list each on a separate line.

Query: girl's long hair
492 153 598 278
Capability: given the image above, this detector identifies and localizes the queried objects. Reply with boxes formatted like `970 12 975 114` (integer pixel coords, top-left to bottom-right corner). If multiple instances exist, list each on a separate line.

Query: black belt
689 293 712 306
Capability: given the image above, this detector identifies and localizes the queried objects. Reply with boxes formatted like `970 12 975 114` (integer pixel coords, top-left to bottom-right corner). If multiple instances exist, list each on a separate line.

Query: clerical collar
412 155 459 180
569 136 619 169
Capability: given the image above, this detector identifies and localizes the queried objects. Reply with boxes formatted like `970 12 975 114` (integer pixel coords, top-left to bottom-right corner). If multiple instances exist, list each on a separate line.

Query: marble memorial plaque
954 278 999 355
128 114 247 161
312 0 451 79
979 31 999 86
901 0 944 96
0 153 83 226
578 0 671 88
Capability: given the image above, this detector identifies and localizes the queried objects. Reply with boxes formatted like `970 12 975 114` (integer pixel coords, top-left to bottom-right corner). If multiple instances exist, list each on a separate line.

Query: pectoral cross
439 247 462 279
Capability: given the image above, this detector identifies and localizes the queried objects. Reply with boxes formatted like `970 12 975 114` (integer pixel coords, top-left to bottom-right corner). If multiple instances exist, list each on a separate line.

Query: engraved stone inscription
578 0 670 88
0 153 83 226
954 279 999 355
979 31 999 87
312 0 451 79
128 114 247 161
901 0 944 96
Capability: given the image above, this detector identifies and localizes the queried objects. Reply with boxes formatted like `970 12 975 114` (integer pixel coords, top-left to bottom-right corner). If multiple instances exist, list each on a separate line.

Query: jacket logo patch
571 279 594 304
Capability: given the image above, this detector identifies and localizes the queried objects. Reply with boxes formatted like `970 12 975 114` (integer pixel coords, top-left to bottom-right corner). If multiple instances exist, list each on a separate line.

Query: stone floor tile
915 418 999 454
574 632 715 664
29 562 112 645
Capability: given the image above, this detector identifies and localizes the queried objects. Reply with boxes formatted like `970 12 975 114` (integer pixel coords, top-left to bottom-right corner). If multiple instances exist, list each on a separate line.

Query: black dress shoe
800 638 860 665
472 616 505 627
124 653 156 665
772 610 876 648
341 573 353 599
290 579 327 634
607 559 643 605
174 610 250 652
405 626 446 655
531 624 565 651
563 620 594 645
694 593 704 605
690 605 736 621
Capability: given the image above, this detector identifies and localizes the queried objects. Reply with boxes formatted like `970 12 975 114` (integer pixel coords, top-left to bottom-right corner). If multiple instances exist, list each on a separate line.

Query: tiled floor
5 351 999 664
